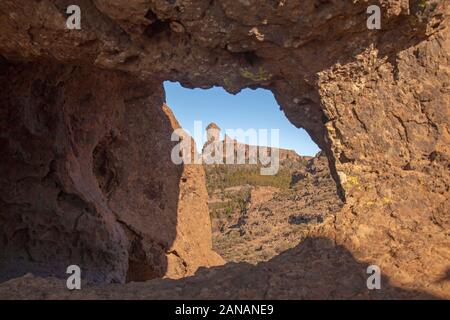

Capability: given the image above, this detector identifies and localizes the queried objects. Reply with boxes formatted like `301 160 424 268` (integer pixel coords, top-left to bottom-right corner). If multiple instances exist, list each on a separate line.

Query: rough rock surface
0 0 449 298
0 63 222 283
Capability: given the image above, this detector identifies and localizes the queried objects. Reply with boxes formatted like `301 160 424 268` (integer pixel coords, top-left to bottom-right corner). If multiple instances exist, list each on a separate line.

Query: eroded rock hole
93 134 118 196
144 18 171 38
120 221 165 282
165 81 343 264
243 51 260 67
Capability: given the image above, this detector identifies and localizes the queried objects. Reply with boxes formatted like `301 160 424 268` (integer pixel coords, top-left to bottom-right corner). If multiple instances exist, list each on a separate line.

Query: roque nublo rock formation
0 0 448 299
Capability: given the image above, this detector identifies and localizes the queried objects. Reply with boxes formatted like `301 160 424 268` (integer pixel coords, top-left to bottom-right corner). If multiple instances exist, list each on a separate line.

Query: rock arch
0 0 448 297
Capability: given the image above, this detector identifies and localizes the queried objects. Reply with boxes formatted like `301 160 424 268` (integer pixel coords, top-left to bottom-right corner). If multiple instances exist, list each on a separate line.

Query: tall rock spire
206 122 221 144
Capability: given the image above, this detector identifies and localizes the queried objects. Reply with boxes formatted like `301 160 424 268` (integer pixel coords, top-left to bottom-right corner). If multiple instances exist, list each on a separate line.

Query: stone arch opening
163 81 344 264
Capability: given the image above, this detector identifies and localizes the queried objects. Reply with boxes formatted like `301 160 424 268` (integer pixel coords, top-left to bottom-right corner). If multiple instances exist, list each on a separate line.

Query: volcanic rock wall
0 62 222 283
0 0 448 298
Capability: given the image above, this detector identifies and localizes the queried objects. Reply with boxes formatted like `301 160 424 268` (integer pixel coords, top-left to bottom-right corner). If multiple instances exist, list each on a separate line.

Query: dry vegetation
205 155 343 264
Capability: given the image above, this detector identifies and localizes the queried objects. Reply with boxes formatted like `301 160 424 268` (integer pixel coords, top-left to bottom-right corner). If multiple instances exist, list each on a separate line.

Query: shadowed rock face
0 237 441 300
0 62 222 283
0 0 449 298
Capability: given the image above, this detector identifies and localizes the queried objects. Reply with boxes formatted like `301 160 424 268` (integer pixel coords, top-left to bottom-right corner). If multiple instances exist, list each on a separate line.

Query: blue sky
164 81 320 156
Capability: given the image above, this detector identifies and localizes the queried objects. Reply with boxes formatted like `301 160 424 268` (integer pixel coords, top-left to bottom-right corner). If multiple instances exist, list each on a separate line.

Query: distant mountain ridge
202 122 305 164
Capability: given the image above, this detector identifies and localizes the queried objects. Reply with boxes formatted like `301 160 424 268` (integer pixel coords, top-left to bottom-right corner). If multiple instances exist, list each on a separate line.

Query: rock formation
161 105 224 279
0 63 222 283
202 122 303 164
0 0 448 298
